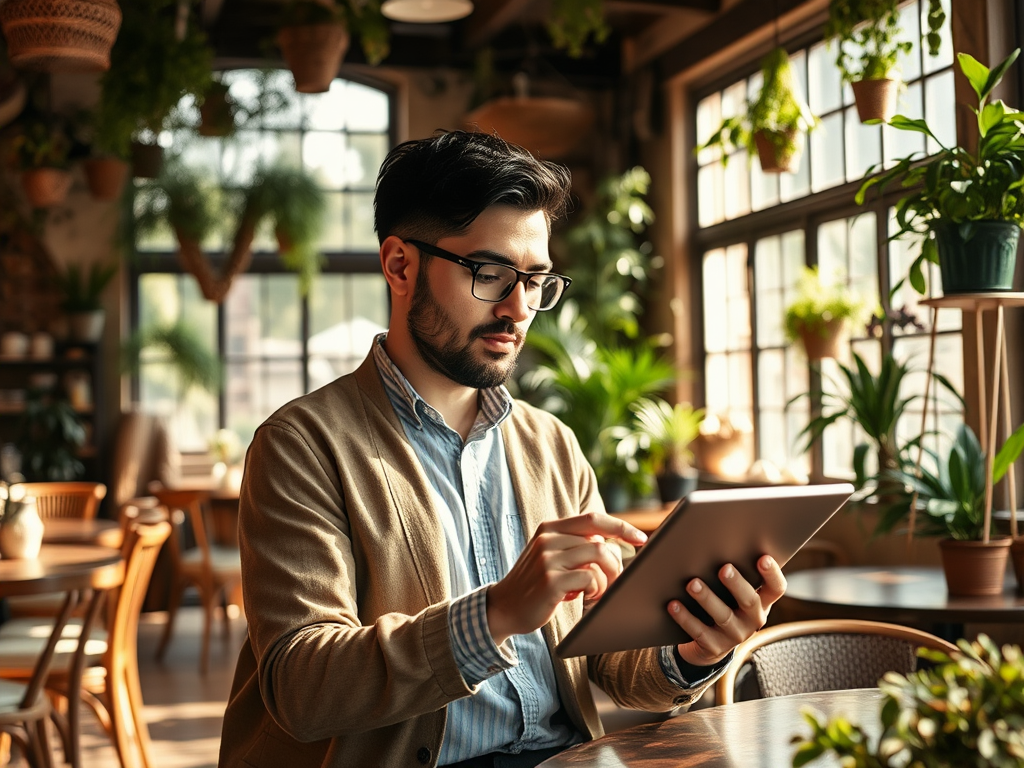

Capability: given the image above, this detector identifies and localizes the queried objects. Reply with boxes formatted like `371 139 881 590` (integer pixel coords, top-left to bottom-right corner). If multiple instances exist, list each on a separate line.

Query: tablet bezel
555 483 854 659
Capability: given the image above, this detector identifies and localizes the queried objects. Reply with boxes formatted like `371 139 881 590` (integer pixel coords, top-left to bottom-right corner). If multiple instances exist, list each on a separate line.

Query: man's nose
495 278 531 322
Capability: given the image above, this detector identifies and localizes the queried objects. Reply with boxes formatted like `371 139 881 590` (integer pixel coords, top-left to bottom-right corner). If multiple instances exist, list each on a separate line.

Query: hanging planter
850 77 899 122
784 267 865 360
277 20 349 94
21 167 72 207
463 96 595 159
198 81 236 137
753 128 802 174
82 156 129 200
0 0 122 72
130 141 164 179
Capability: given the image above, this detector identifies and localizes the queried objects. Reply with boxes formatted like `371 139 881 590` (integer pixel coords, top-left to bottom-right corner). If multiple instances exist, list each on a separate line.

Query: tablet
555 482 854 658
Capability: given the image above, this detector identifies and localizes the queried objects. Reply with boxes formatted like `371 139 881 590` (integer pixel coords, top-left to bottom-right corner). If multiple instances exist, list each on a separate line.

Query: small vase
0 496 44 559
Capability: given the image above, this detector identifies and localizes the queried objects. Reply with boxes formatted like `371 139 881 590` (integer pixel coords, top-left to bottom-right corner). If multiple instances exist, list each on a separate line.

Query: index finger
542 512 648 546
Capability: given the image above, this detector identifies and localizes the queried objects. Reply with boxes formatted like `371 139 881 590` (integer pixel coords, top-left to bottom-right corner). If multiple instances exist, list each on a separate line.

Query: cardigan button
417 747 431 764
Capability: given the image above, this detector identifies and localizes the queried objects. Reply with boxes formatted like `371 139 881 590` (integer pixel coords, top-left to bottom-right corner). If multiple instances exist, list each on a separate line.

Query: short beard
407 268 524 389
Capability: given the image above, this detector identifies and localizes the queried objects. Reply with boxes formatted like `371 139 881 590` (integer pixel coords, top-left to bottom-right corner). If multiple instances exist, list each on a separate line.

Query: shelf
919 292 1024 310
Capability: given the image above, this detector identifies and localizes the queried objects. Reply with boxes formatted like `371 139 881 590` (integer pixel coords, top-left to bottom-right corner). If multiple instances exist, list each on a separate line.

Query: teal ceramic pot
932 220 1020 293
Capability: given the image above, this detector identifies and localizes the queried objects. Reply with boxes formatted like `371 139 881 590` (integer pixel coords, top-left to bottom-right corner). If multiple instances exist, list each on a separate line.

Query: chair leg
200 586 214 676
29 716 53 768
155 578 183 663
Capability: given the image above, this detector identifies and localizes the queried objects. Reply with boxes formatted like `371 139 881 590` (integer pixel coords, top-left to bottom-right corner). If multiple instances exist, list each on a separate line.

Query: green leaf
909 257 927 294
993 421 1024 483
979 101 1006 138
958 52 991 102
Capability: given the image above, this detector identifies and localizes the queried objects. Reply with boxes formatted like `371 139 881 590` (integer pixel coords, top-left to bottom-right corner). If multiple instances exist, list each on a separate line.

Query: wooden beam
609 0 719 12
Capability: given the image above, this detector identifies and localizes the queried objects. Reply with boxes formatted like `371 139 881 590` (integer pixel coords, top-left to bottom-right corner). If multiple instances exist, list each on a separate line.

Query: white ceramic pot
0 496 44 559
68 309 105 343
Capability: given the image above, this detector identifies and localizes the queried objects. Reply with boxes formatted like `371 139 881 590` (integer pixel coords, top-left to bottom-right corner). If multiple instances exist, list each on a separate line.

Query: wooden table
0 544 125 767
540 688 884 767
781 566 1024 639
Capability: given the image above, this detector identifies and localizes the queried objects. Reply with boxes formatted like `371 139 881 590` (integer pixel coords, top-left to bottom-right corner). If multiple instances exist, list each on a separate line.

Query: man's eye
476 273 504 285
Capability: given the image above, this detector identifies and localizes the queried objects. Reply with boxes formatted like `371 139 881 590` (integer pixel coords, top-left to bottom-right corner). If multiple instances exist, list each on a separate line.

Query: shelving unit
917 293 1024 541
0 341 103 481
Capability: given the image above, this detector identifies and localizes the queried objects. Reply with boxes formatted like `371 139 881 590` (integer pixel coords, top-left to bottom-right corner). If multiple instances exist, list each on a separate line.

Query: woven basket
0 0 122 72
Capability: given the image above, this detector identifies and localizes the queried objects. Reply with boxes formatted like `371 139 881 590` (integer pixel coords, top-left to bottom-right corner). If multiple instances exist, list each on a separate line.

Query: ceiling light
380 0 473 23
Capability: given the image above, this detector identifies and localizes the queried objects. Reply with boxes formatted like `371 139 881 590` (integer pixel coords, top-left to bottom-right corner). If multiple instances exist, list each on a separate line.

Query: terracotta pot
83 156 129 200
463 97 595 159
131 141 164 179
796 317 846 360
753 128 802 173
276 23 349 94
199 82 235 137
21 167 72 207
1011 537 1024 595
851 78 899 123
939 537 1012 597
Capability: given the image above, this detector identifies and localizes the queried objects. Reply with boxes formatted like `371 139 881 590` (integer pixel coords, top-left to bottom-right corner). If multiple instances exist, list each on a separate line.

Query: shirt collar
371 333 514 433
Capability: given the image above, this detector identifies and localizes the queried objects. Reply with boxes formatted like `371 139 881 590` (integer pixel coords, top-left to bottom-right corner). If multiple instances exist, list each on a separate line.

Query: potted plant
55 260 118 342
792 635 1024 768
856 49 1024 296
66 108 130 201
7 113 73 208
784 267 867 360
96 0 213 178
696 47 819 173
545 0 610 59
277 0 389 94
793 351 962 494
628 397 705 504
15 387 86 481
876 422 1024 596
135 162 327 302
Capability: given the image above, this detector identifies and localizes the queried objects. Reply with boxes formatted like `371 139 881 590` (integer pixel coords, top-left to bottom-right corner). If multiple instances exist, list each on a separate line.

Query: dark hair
373 130 573 244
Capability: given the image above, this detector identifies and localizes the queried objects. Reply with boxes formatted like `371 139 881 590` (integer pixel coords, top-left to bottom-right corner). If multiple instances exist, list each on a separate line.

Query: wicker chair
714 619 958 705
18 482 106 521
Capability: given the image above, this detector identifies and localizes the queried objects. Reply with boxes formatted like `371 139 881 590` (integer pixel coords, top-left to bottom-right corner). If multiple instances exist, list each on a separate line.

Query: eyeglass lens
473 264 564 310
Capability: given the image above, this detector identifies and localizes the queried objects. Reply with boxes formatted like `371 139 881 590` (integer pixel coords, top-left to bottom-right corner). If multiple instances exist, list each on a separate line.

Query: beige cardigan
218 354 705 768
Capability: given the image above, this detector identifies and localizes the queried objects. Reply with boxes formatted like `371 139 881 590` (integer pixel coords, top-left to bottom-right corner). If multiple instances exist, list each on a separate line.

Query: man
218 131 786 768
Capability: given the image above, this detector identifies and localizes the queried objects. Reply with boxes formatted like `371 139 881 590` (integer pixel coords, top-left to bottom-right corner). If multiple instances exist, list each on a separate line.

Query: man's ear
380 236 417 299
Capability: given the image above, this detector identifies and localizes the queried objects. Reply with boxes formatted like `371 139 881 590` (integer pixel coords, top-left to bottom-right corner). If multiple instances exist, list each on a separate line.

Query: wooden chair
149 486 242 675
0 516 172 768
17 482 106 521
714 619 958 705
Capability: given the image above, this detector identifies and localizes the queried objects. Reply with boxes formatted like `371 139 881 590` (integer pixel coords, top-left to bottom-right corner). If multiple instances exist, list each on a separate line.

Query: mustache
470 320 522 342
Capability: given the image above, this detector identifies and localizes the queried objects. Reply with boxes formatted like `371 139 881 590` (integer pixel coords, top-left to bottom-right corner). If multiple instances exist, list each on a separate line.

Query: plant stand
916 293 1024 591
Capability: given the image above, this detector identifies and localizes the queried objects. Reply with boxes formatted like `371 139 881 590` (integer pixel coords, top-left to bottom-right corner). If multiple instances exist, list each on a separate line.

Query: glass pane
884 81 924 164
925 69 956 153
696 92 722 164
347 133 389 189
758 349 785 408
845 106 881 182
345 81 391 132
781 231 805 287
303 131 348 188
849 212 877 282
224 359 303 444
751 159 780 211
723 154 751 220
224 275 302 358
778 140 810 202
308 274 389 389
810 112 844 192
922 0 953 73
221 130 263 186
258 70 304 129
703 249 727 353
697 163 724 228
897 1 922 82
808 42 841 115
341 191 378 251
304 80 348 131
705 352 730 413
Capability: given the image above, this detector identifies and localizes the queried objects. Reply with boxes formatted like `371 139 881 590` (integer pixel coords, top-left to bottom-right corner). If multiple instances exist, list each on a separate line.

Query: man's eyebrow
467 249 555 273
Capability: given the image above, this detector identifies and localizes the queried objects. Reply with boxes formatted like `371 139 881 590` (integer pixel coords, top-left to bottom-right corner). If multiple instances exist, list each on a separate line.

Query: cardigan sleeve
238 420 475 742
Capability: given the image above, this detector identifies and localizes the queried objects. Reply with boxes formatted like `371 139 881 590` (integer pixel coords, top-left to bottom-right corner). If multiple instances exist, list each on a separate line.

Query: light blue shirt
371 334 713 764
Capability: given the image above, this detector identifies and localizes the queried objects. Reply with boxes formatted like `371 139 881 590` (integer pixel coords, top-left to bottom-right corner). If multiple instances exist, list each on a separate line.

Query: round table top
782 566 1024 624
42 518 122 548
0 544 124 598
540 688 884 767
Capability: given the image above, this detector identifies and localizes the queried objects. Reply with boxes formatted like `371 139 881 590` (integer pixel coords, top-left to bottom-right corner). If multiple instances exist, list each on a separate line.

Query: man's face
407 206 552 389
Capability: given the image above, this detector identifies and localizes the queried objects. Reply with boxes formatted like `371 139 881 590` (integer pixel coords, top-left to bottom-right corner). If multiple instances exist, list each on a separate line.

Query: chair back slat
19 482 106 521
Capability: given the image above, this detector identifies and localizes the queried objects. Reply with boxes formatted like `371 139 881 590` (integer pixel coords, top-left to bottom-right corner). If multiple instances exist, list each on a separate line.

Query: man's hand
486 512 648 646
667 555 787 667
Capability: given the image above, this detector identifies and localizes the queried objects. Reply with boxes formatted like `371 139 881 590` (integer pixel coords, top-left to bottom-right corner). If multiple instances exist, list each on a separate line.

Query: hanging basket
753 129 802 174
276 23 349 94
463 97 595 159
0 0 122 72
21 167 73 207
796 317 846 360
851 78 898 123
83 156 129 200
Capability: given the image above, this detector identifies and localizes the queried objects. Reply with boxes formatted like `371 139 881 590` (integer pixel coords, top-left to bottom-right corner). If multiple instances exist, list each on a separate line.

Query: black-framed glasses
406 239 572 312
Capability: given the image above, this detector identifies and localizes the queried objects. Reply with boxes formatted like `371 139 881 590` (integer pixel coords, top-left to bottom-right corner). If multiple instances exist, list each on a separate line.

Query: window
693 0 960 481
133 71 393 451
